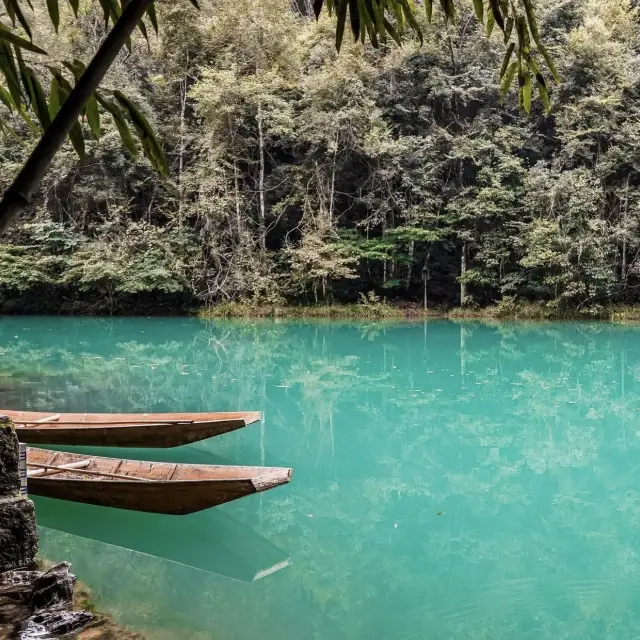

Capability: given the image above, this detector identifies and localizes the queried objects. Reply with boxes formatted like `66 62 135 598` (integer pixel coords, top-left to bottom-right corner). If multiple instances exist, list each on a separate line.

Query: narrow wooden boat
27 447 292 515
3 409 261 448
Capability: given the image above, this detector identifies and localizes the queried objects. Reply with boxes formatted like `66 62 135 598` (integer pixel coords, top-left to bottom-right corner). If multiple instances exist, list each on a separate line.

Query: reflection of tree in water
8 317 640 639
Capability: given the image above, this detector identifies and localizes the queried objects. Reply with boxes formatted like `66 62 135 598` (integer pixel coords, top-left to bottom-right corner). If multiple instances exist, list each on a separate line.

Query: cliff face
0 416 38 573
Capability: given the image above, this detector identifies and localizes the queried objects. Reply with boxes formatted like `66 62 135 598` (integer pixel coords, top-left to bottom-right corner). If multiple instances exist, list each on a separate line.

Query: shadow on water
35 497 290 583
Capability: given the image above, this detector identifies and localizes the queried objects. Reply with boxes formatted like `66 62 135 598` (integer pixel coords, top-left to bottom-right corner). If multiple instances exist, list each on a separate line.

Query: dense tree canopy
0 0 637 314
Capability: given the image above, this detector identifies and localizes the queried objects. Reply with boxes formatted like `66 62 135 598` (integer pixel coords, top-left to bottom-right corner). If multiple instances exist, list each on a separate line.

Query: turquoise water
3 317 640 638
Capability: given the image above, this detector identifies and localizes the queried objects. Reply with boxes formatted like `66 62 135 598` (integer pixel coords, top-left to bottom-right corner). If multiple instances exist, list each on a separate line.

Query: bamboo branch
0 0 156 234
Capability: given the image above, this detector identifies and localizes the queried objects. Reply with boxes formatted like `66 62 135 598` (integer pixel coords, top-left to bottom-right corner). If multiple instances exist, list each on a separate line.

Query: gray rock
19 609 93 639
0 498 38 572
0 417 19 498
31 563 76 611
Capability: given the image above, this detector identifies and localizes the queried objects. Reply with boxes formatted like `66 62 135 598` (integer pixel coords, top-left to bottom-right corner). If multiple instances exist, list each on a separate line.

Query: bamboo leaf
398 0 422 45
46 0 59 32
0 22 46 54
0 84 14 111
538 43 560 83
186 0 199 9
472 0 483 23
487 0 504 31
522 0 539 44
68 0 79 16
48 77 59 118
504 16 513 43
114 90 167 176
349 0 360 41
138 18 149 45
500 60 517 100
0 42 21 106
313 0 324 19
486 7 494 37
29 71 51 130
3 0 15 26
85 94 100 139
335 0 347 51
537 76 550 112
8 0 32 41
69 118 85 159
369 0 385 42
147 3 158 33
499 42 514 79
382 16 402 46
424 0 432 22
522 72 531 112
96 93 139 158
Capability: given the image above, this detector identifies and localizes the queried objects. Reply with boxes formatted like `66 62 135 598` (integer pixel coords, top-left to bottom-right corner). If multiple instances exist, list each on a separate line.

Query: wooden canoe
27 447 292 515
4 409 261 448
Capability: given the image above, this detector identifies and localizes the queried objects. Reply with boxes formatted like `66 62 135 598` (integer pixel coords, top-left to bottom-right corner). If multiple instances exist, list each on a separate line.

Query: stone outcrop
0 415 38 573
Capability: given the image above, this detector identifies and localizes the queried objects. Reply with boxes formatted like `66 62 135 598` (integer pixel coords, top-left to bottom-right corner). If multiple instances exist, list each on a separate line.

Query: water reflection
36 498 290 583
5 318 640 638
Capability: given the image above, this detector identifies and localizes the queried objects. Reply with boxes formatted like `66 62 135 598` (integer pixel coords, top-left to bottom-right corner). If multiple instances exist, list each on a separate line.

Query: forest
0 0 638 315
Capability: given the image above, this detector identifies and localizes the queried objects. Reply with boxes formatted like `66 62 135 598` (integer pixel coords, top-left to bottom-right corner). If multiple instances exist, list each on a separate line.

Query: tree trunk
622 174 630 283
406 239 414 290
257 102 266 256
422 248 430 311
460 242 467 306
234 160 242 240
0 0 156 233
177 71 188 228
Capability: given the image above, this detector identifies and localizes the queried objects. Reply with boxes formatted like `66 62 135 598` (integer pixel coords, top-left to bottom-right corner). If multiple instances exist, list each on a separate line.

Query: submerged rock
31 563 75 611
18 610 93 639
0 563 93 638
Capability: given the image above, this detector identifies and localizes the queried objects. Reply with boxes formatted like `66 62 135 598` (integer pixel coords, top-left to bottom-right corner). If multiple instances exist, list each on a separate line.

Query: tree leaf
500 60 517 100
85 94 100 139
146 3 158 33
46 0 59 33
0 22 46 54
499 42 514 79
114 90 167 176
472 0 483 23
68 119 85 159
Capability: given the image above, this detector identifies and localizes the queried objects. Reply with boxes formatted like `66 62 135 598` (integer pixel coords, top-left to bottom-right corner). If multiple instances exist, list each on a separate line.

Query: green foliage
0 0 637 314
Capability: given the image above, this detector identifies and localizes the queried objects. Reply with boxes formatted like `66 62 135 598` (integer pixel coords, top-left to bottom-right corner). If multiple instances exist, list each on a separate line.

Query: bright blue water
2 317 640 639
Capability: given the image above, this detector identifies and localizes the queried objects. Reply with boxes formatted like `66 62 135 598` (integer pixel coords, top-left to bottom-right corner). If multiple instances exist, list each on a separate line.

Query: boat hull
27 448 292 515
4 410 261 448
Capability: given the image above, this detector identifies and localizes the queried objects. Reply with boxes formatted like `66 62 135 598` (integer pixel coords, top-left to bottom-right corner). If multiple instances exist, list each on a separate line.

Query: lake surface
3 317 640 639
